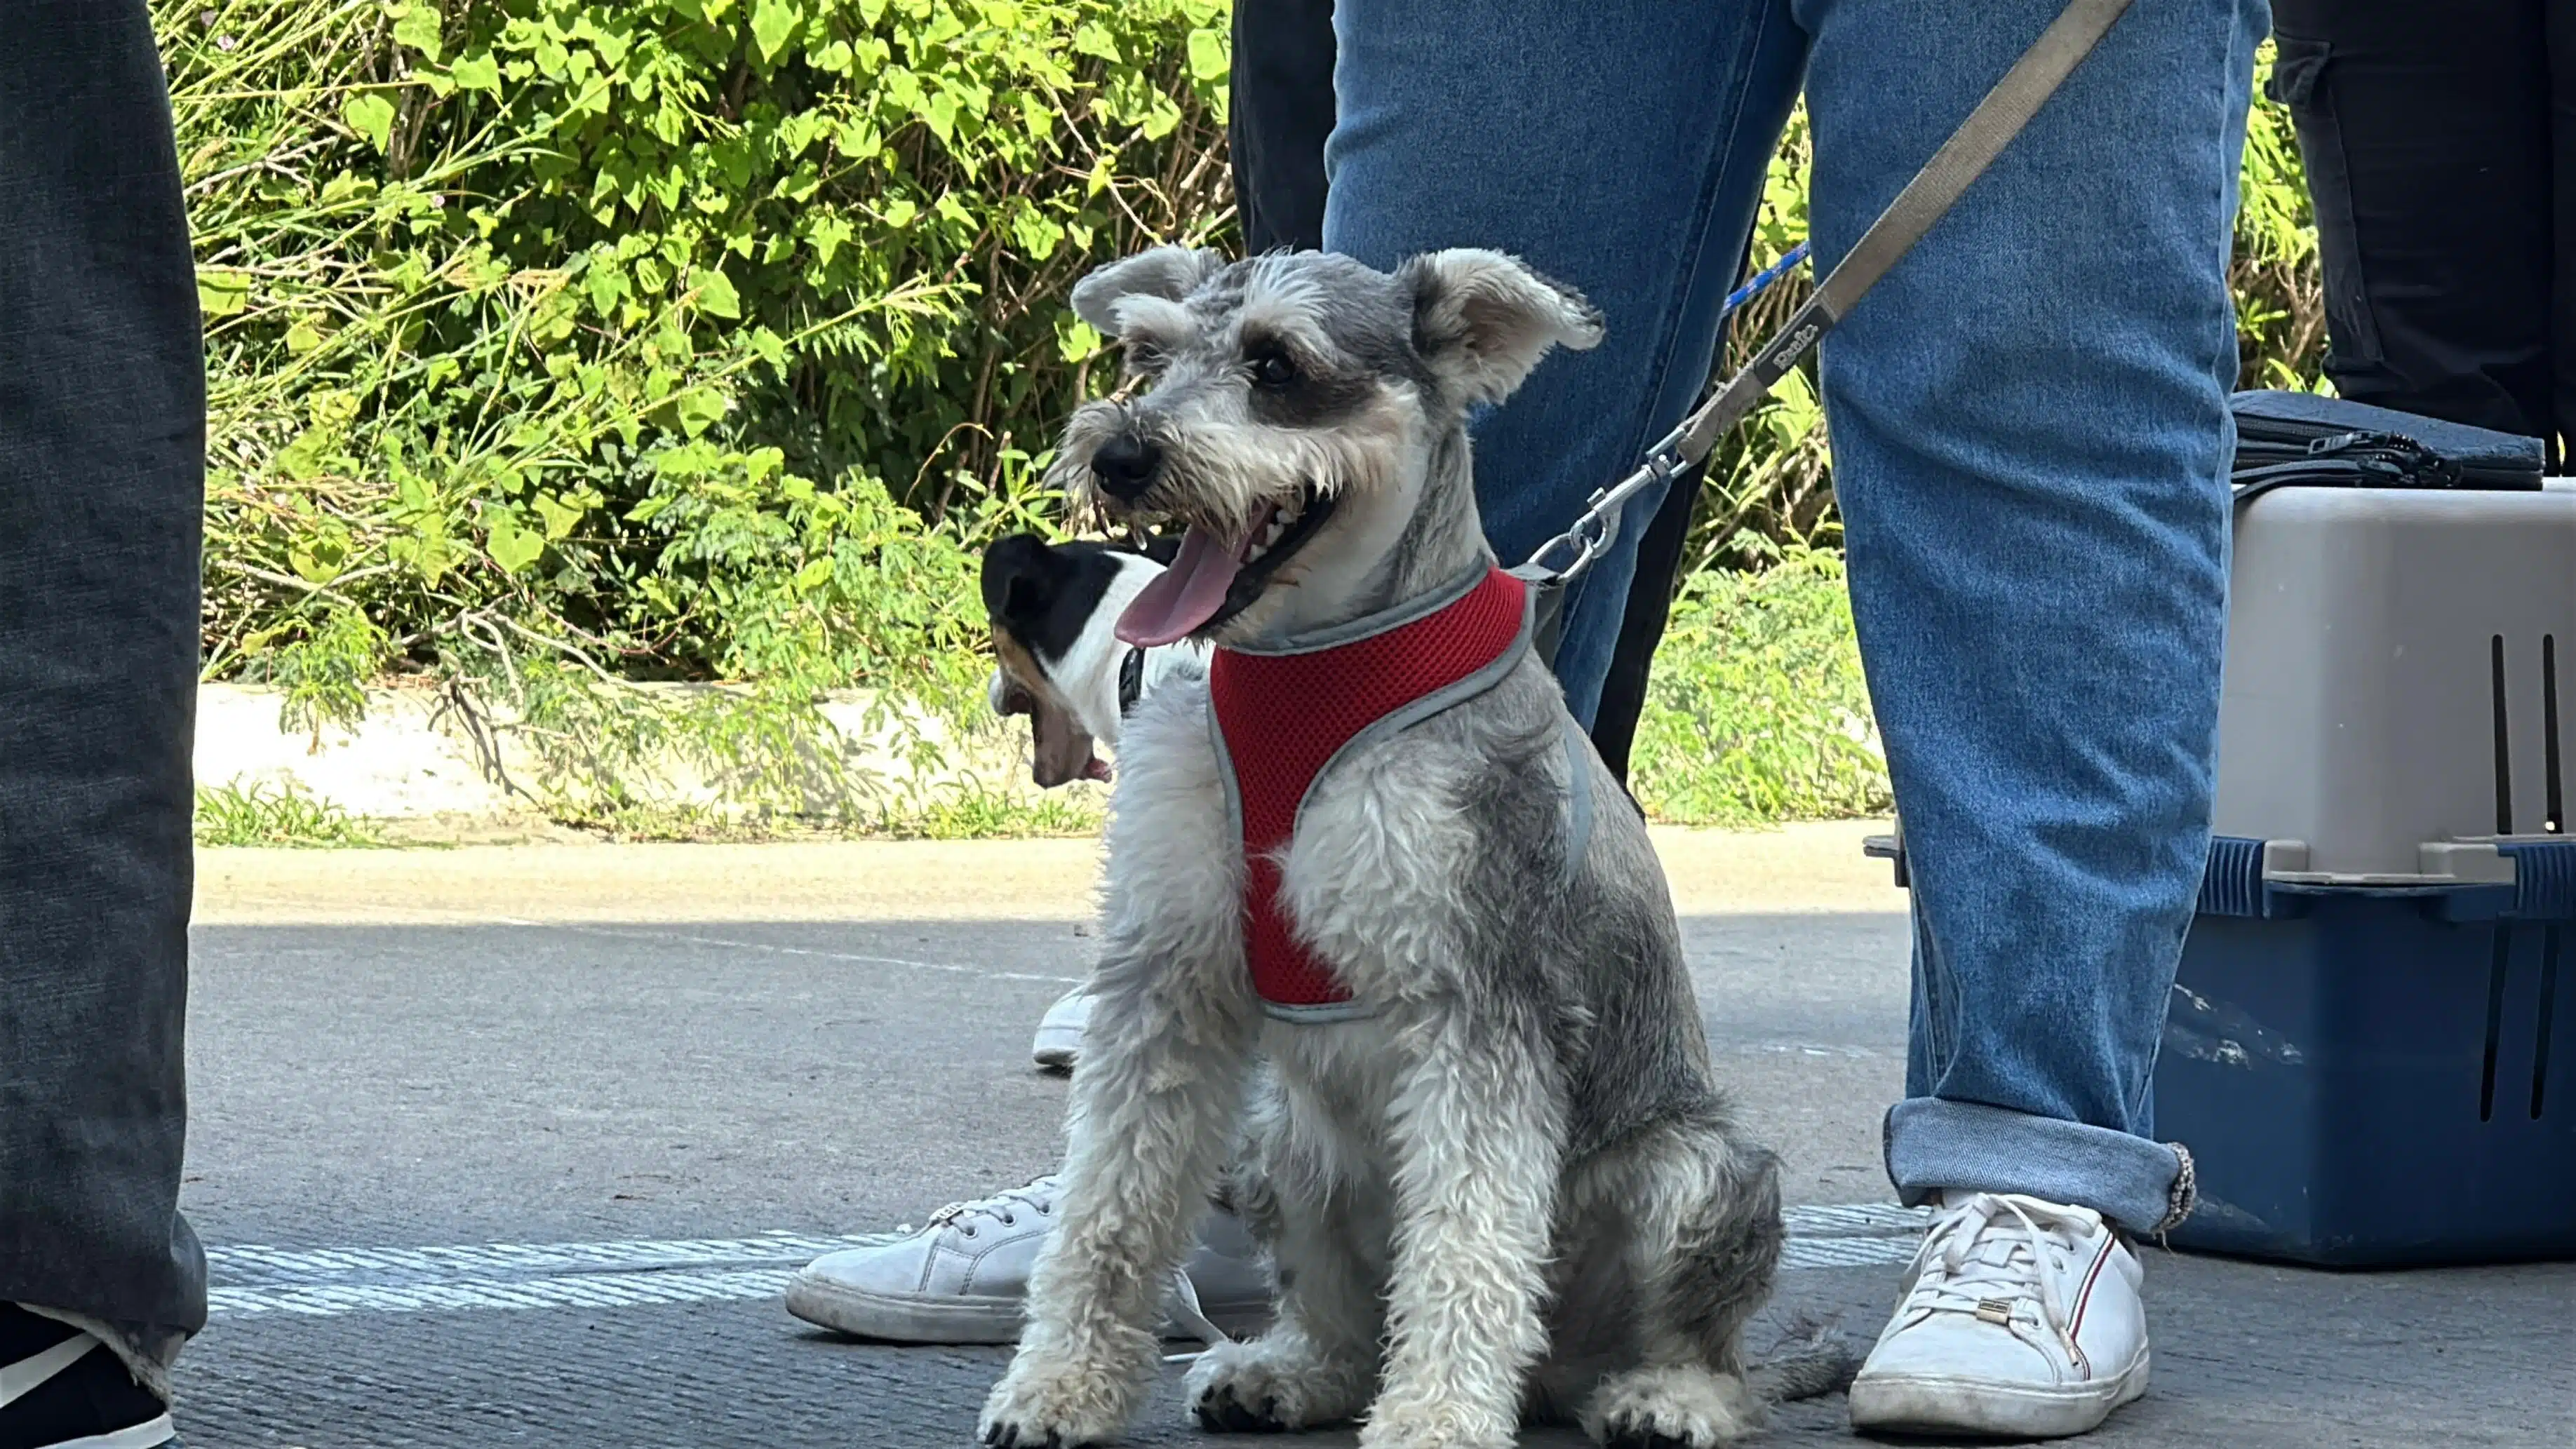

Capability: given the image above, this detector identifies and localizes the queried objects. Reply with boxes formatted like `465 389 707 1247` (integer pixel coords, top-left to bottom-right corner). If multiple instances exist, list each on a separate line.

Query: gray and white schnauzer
979 247 1806 1449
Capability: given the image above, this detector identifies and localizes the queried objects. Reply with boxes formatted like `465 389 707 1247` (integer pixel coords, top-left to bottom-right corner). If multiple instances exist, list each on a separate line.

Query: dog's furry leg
1188 1090 1385 1433
979 966 1255 1447
1360 1019 1563 1449
1570 1117 1783 1449
1185 1199 1385 1431
982 692 1263 1448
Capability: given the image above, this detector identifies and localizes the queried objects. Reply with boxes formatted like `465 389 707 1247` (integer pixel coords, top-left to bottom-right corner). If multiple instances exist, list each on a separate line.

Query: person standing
1322 0 2256 1433
1 3 212 1446
805 4 2263 1436
2268 0 2570 466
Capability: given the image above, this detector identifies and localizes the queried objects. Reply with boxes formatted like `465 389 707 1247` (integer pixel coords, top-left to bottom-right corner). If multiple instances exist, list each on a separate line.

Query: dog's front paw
1355 1392 1516 1449
1582 1364 1759 1449
978 1349 1141 1448
1185 1337 1373 1433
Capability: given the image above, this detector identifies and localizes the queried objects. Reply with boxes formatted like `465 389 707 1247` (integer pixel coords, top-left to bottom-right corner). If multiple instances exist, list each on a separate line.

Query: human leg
1802 0 2260 1241
1322 0 1806 729
2268 0 2558 460
1591 231 1767 788
1230 0 1336 255
0 0 209 1434
1586 454 1706 788
2555 0 2575 459
1793 0 2262 1433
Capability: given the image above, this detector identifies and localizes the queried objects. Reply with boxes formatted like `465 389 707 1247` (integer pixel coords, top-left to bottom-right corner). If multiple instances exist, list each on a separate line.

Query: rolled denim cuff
1885 1097 2196 1238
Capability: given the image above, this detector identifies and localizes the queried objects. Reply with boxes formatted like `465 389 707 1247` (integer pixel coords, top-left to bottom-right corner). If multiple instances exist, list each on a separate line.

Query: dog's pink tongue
1116 523 1246 647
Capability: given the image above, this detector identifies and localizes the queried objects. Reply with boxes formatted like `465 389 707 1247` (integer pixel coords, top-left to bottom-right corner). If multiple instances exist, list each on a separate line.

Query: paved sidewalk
172 832 2574 1448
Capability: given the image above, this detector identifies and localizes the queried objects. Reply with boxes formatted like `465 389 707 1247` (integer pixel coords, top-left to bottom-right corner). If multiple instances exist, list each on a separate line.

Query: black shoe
0 1305 172 1449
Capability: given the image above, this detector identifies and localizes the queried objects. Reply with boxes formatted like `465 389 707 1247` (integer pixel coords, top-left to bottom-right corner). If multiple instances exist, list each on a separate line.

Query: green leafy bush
1629 552 1891 825
167 1 2323 827
173 0 1228 824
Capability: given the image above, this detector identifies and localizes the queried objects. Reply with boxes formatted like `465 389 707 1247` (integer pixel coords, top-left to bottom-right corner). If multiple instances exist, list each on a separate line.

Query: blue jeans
1326 0 2263 1234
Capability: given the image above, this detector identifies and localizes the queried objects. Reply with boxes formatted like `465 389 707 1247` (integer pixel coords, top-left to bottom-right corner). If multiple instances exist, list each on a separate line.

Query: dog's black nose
1089 433 1162 501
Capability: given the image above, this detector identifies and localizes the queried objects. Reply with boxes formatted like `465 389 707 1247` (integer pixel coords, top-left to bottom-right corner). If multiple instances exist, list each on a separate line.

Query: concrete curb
193 681 1064 829
192 689 1905 926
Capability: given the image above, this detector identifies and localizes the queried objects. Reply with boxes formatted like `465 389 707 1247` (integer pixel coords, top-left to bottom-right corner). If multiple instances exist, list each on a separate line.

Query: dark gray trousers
2269 0 2573 468
0 0 208 1380
1230 0 1335 255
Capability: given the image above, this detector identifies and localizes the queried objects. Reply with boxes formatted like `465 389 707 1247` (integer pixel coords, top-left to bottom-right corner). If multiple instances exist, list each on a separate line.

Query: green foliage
2230 43 2330 391
170 3 2326 828
172 0 1228 822
885 782 1106 838
195 781 387 847
263 605 388 743
1629 552 1892 826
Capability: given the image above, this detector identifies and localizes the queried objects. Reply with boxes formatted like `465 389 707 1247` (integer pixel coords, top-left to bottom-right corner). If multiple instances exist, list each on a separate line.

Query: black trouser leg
0 0 208 1373
1230 0 1336 254
1592 221 1769 790
2552 0 2575 460
1587 457 1703 789
2269 0 2566 463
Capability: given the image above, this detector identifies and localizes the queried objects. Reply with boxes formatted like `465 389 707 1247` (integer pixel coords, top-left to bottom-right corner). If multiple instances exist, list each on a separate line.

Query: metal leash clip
1516 426 1692 587
1508 435 1691 666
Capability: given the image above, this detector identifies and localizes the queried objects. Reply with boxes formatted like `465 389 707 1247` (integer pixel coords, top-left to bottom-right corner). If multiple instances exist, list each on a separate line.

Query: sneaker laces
891 1175 1065 1239
894 1175 1233 1363
1900 1192 2092 1340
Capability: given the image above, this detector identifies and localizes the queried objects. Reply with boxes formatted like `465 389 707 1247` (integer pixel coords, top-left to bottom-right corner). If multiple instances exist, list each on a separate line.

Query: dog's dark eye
1247 348 1298 389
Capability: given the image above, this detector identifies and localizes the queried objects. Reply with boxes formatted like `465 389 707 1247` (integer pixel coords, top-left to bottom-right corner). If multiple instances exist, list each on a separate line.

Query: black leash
1511 0 2137 664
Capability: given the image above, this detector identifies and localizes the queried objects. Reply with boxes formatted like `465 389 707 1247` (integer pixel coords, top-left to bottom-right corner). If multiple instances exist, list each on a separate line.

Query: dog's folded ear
1398 248 1605 407
1069 245 1226 337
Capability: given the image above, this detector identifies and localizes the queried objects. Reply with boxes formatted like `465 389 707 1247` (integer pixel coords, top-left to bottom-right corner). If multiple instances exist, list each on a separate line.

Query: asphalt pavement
169 835 2575 1448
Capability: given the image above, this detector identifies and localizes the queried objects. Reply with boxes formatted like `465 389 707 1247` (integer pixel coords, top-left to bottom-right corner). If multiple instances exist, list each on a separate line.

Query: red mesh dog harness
1208 566 1532 1018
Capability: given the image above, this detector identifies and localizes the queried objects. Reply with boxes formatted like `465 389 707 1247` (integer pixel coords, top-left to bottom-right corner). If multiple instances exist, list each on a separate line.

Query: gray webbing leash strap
1515 0 2136 665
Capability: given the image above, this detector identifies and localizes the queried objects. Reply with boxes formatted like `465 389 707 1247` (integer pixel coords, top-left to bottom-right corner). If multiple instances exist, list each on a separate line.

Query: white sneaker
784 1175 1271 1346
1030 988 1091 1072
1849 1192 2149 1439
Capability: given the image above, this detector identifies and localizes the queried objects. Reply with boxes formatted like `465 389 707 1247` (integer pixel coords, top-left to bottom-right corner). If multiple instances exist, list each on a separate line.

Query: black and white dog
981 533 1208 1070
981 533 1205 789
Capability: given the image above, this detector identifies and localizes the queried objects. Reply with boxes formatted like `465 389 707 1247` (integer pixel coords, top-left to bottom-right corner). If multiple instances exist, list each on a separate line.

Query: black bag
2230 390 2547 503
